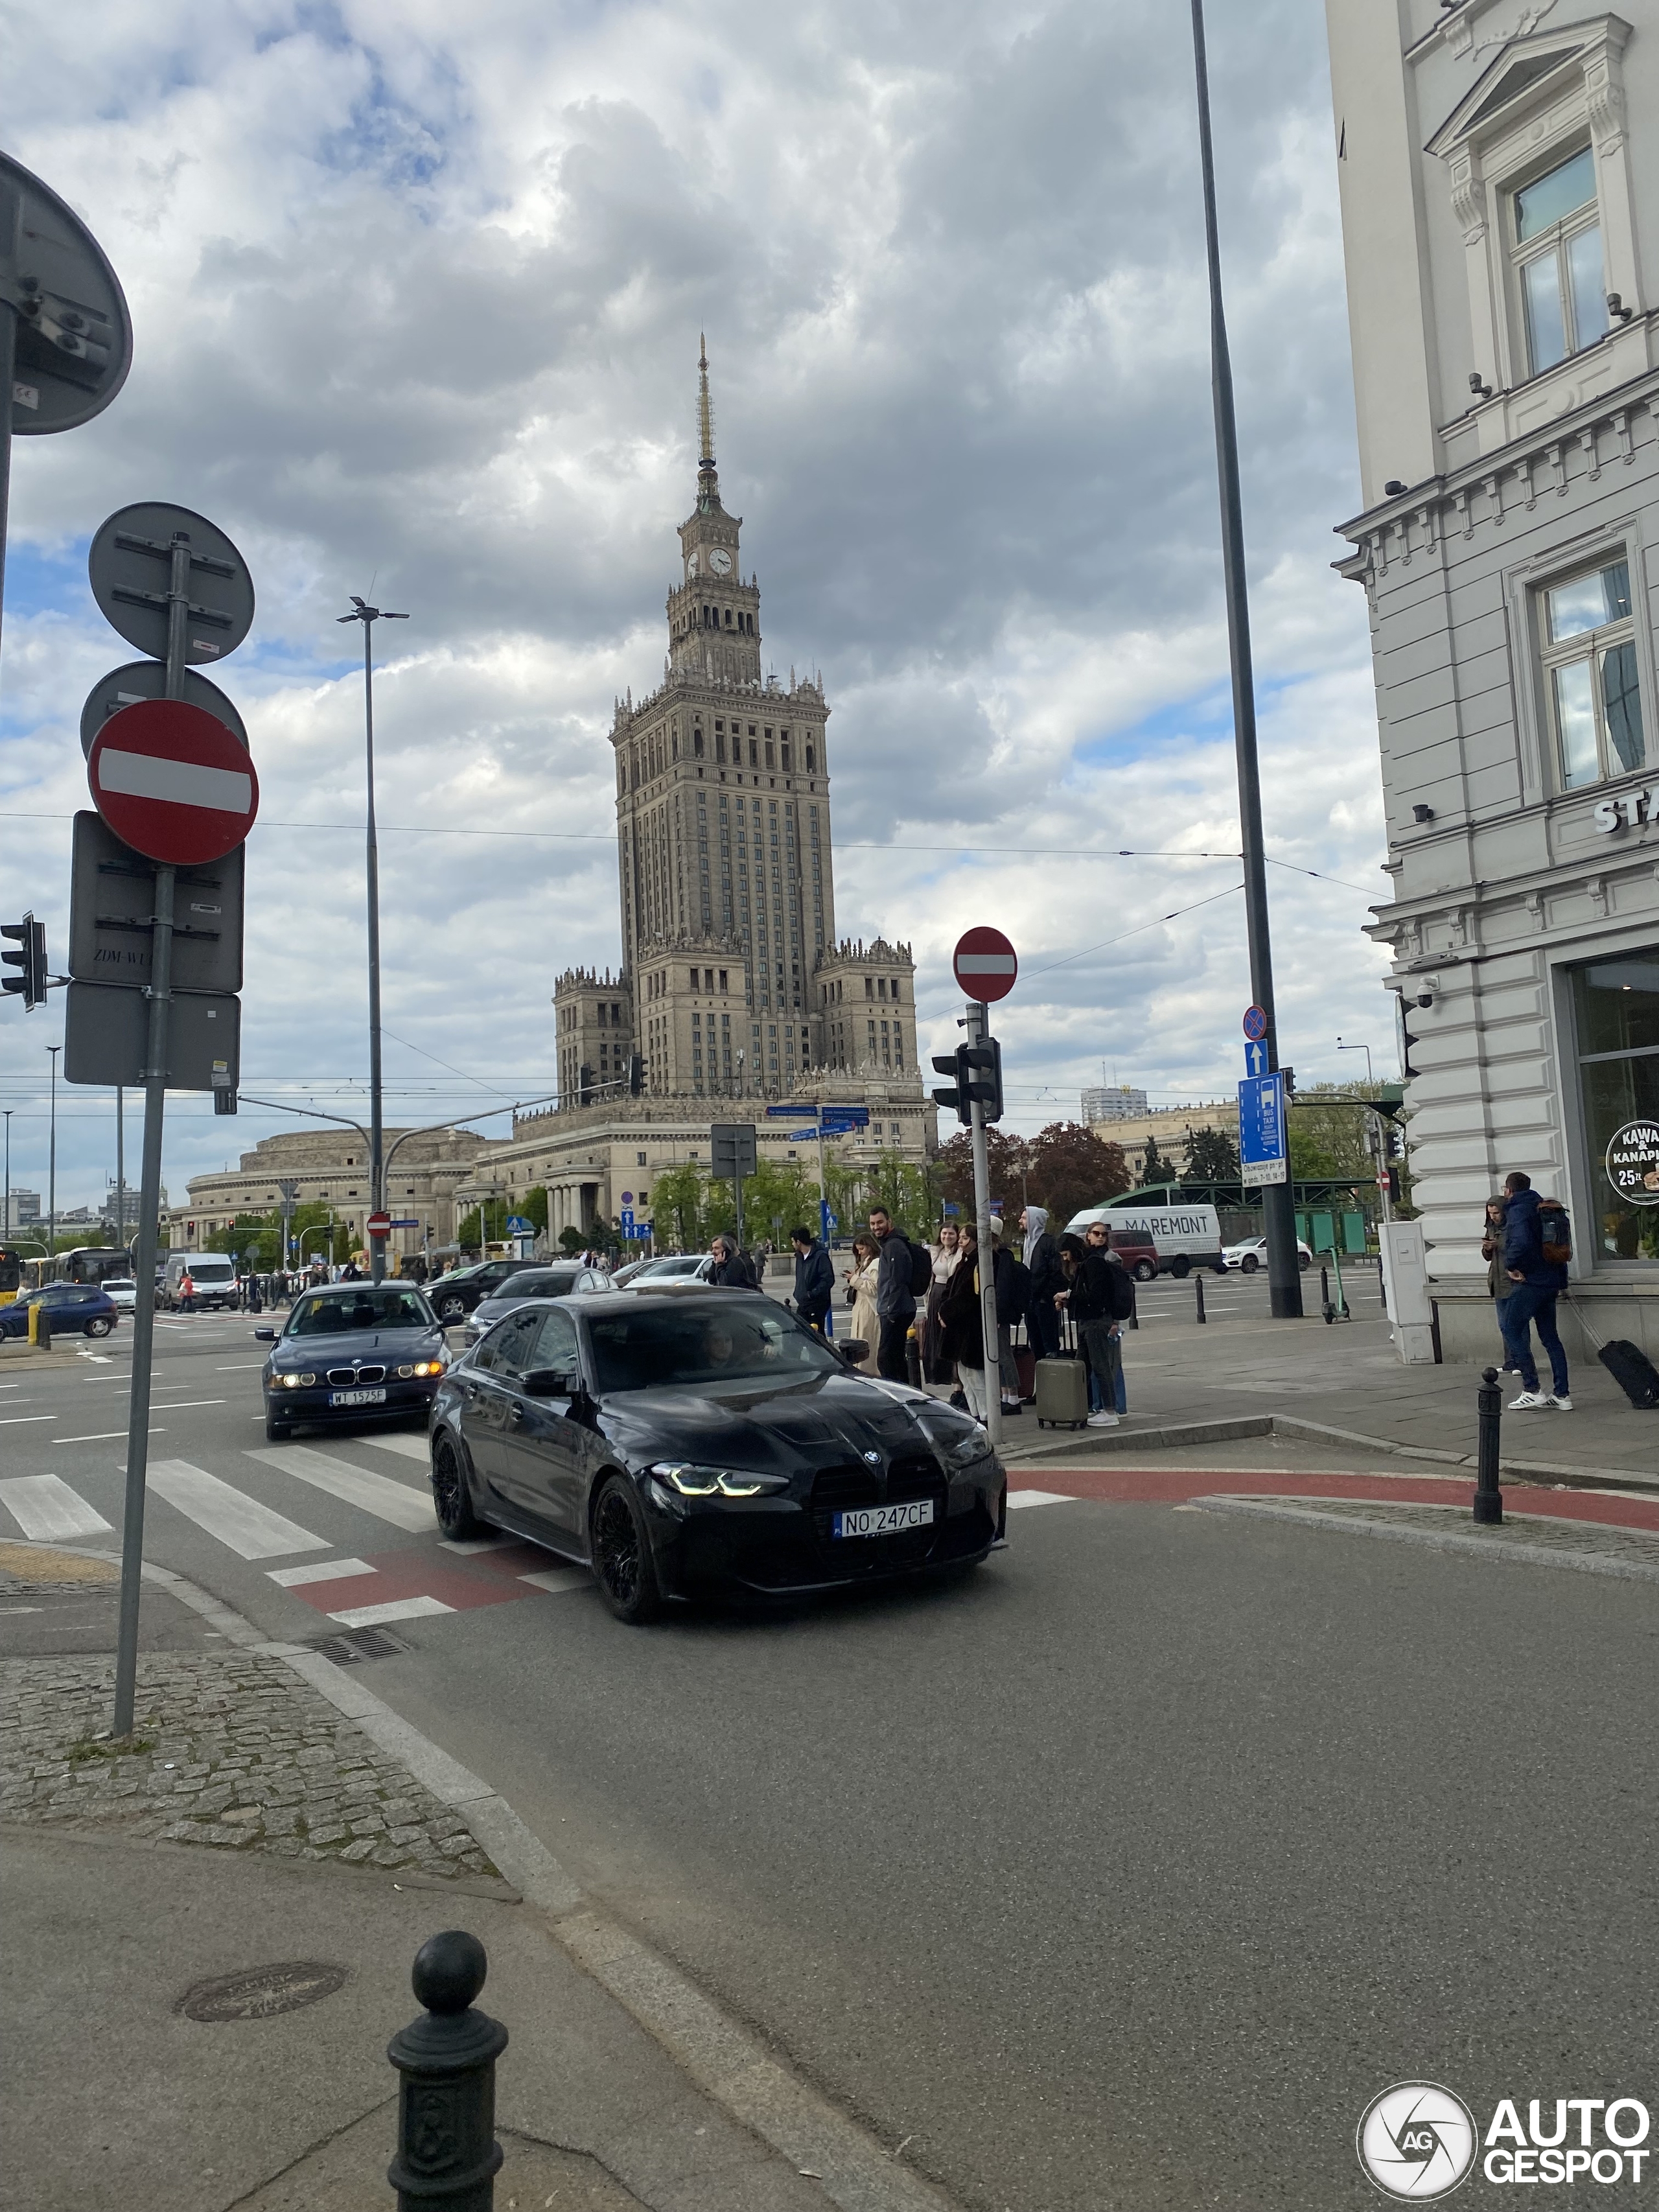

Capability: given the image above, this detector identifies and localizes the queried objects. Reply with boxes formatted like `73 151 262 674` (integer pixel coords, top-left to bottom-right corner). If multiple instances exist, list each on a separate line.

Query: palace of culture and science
174 351 933 1258
491 348 930 1242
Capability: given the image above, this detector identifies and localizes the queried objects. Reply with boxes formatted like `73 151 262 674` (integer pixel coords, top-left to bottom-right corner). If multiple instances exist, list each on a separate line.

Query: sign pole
966 1001 1002 1451
0 176 19 669
112 533 191 1738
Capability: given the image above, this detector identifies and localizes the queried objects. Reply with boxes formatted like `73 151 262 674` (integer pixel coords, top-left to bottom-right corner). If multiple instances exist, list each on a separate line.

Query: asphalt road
5 1306 1656 2210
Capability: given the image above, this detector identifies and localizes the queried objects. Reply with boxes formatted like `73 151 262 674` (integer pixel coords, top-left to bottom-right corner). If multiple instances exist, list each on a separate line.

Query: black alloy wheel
1170 1257 1190 1279
591 1474 663 1625
84 1316 114 1338
1241 1254 1260 1273
436 1292 467 1323
431 1431 481 1539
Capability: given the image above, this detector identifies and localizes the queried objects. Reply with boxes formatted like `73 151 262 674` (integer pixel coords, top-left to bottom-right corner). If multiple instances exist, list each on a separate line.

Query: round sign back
88 502 255 666
2 153 133 435
1605 1118 1659 1205
80 661 248 759
88 699 259 866
953 926 1017 1003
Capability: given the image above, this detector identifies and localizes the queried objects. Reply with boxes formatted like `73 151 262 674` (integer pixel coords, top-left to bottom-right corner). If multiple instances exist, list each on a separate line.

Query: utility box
1380 1219 1437 1364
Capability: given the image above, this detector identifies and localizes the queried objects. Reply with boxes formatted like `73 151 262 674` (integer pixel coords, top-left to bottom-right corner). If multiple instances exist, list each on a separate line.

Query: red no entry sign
87 698 258 865
953 926 1017 1003
366 1211 391 1239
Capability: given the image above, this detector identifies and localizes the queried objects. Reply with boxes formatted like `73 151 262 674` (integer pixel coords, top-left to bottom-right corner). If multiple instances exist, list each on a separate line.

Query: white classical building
1327 0 1659 1355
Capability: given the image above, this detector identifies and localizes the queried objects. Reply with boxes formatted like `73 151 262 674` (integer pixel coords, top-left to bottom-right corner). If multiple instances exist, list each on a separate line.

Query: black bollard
387 1931 509 2212
1194 1274 1206 1325
1473 1366 1503 1526
1320 1264 1332 1325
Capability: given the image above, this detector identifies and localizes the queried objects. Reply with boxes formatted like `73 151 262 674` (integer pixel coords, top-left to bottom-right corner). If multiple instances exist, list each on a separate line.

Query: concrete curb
31 1542 960 2212
1192 1493 1659 1585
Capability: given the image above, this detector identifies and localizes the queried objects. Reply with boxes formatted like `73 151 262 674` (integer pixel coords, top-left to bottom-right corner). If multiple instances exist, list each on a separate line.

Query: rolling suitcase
1034 1356 1089 1428
1570 1299 1659 1407
1015 1345 1037 1401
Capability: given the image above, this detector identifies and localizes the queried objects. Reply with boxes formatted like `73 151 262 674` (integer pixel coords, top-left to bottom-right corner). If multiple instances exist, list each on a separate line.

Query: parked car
622 1253 715 1285
255 1281 450 1440
100 1277 142 1314
463 1263 610 1344
427 1287 1006 1623
0 1283 120 1338
425 1257 547 1324
1222 1235 1313 1274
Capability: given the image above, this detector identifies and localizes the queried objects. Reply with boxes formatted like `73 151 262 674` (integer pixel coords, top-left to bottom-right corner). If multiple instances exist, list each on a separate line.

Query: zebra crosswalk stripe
244 1447 434 1532
146 1460 328 1559
0 1474 115 1543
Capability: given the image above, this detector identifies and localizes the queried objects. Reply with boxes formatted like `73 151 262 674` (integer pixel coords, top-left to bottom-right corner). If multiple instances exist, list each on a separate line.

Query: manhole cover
311 1622 413 1664
177 1961 350 2022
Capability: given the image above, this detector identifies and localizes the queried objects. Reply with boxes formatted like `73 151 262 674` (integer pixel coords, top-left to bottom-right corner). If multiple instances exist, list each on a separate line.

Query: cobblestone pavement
0 1644 499 1880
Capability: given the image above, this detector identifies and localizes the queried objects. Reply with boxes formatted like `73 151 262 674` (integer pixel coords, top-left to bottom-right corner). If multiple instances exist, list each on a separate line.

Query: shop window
1572 957 1659 1263
1541 557 1644 789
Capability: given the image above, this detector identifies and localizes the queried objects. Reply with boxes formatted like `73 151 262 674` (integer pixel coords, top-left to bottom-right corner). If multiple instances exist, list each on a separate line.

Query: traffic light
1387 1122 1406 1164
1379 1166 1401 1204
1 915 47 1010
931 1051 969 1126
931 1040 1003 1125
214 1088 238 1116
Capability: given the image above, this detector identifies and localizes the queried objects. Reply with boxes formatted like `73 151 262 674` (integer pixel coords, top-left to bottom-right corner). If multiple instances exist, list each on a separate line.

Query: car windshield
485 1272 575 1301
286 1288 434 1336
585 1302 844 1392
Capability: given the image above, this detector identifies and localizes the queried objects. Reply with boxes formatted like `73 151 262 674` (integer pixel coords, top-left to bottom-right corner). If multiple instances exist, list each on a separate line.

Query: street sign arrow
953 926 1017 1003
89 502 255 666
1243 1038 1268 1078
88 699 259 866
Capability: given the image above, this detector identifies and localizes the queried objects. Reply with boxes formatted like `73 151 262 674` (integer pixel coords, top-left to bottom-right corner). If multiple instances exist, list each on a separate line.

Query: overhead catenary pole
966 1000 1003 1452
113 529 191 1739
0 176 18 675
1190 0 1301 1320
115 1084 124 1249
46 1045 58 1257
338 597 407 1285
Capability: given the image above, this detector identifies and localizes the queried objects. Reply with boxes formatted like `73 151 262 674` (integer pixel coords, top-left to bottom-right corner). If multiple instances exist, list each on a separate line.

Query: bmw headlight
649 1461 788 1499
278 1371 318 1390
944 1430 993 1472
413 1358 446 1377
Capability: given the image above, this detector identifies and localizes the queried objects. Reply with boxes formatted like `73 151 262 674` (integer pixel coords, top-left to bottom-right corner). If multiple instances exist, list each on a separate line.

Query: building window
1513 146 1607 374
1541 557 1643 789
1572 955 1659 1264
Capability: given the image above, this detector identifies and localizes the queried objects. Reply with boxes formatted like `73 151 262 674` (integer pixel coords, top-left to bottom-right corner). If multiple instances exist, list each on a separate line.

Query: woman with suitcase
1056 1228 1123 1429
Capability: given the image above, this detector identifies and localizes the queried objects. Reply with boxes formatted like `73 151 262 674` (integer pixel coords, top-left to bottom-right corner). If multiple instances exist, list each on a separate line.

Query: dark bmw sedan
427 1287 1007 1622
256 1283 450 1440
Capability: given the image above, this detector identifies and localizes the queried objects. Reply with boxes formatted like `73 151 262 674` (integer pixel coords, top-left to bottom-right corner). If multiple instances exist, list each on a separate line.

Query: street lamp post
1336 1039 1375 1087
3 1107 10 1239
46 1044 58 1261
1189 0 1301 1320
337 594 408 1285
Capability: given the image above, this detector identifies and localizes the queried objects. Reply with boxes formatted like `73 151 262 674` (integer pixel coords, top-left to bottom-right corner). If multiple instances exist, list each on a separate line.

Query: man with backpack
868 1205 927 1383
1500 1170 1572 1410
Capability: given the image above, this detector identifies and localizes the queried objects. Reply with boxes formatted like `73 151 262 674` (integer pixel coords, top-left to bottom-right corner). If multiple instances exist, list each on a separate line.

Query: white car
1223 1236 1314 1273
100 1277 141 1313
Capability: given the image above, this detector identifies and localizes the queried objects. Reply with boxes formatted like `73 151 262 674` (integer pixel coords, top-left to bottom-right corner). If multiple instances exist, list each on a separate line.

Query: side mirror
837 1339 869 1366
522 1367 579 1399
253 1326 277 1342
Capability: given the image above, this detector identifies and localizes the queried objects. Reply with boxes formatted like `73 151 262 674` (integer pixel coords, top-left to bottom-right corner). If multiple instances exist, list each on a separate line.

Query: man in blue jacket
790 1225 834 1335
1500 1170 1571 1410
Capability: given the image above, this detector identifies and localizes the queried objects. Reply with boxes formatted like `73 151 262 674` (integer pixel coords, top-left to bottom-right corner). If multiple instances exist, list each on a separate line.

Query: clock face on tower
685 550 699 578
710 548 732 576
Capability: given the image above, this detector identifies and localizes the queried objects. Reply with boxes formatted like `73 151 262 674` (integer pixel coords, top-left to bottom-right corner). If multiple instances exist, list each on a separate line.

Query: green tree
558 1224 586 1255
1286 1083 1380 1181
1026 1121 1130 1225
208 1211 281 1268
286 1200 350 1270
1183 1125 1241 1184
1139 1134 1179 1189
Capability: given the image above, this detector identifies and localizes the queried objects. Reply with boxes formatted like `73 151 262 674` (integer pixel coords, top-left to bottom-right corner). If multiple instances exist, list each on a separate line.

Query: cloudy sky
0 0 1386 1219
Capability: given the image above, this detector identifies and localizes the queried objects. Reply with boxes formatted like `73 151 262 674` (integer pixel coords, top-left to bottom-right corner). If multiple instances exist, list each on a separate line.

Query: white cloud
0 0 1385 1212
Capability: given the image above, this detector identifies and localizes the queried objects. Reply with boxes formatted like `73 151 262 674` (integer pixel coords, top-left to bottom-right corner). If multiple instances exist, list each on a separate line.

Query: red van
1107 1228 1159 1282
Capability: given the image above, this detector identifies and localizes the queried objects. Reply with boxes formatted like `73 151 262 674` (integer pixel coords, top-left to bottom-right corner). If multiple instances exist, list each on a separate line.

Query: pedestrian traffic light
1 914 47 1010
1379 1166 1401 1204
214 1088 237 1115
1387 1122 1406 1163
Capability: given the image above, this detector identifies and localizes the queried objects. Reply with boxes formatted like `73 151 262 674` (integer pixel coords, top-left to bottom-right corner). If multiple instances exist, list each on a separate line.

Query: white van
163 1250 238 1310
1065 1201 1227 1279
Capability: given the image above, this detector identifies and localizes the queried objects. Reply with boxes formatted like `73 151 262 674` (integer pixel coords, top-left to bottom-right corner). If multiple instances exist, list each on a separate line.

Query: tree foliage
1183 1126 1240 1183
1138 1133 1180 1188
934 1122 1129 1232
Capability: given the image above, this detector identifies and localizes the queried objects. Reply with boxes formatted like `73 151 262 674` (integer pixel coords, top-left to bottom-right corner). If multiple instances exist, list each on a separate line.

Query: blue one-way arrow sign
1243 1039 1268 1078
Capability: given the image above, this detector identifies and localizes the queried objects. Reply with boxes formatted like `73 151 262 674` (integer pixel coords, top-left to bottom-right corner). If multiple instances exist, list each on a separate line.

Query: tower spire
697 334 716 473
